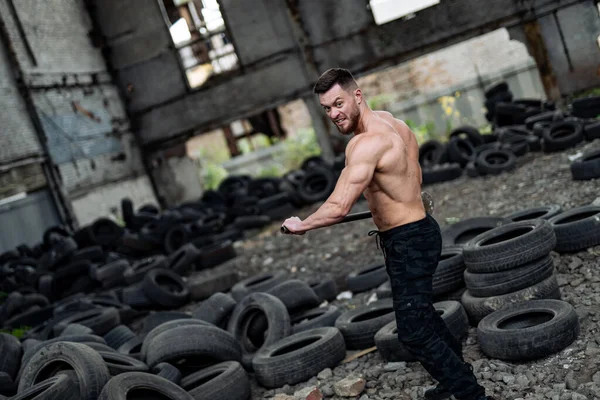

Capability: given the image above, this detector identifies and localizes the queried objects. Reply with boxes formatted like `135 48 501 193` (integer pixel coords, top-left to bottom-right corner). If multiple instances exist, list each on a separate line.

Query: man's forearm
301 201 347 232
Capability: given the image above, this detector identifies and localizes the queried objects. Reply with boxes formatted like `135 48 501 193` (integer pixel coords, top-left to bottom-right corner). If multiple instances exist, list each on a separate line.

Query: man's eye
337 102 342 107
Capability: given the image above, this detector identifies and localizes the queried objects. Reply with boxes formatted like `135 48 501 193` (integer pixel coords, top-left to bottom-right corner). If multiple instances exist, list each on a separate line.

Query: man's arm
284 134 388 233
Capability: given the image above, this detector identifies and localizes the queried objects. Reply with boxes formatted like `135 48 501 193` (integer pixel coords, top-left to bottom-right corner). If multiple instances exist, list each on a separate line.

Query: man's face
319 84 361 135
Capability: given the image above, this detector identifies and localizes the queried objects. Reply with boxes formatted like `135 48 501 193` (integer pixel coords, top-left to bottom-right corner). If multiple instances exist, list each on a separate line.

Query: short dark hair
313 68 358 94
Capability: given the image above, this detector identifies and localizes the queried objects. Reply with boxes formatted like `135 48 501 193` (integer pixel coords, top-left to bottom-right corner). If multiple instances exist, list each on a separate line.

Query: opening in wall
159 0 240 88
369 0 440 25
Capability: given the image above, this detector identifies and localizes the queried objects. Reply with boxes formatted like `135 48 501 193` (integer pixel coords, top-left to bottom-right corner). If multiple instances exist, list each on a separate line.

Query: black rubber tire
502 204 563 223
584 120 600 141
233 215 271 230
53 307 120 336
92 260 128 288
141 269 189 308
461 274 561 324
151 362 181 385
476 149 517 175
97 351 149 376
449 126 484 147
81 342 118 353
419 140 447 167
123 256 168 285
181 361 250 400
548 205 600 253
104 325 136 351
374 300 469 362
98 371 194 400
121 284 153 308
141 311 191 334
525 111 556 130
116 336 144 359
307 277 338 302
266 279 320 313
167 243 200 276
231 271 288 302
188 270 239 301
297 168 336 204
477 299 579 361
252 327 346 389
485 82 509 99
441 217 505 247
290 305 342 334
11 374 78 400
464 254 555 297
196 240 237 270
192 293 237 328
433 247 465 296
346 263 388 293
0 333 21 379
462 219 557 273
226 292 291 370
145 324 242 373
141 319 212 362
542 121 584 152
0 371 15 397
335 299 396 350
59 323 94 336
121 198 135 229
571 149 600 181
375 280 392 299
447 138 476 167
71 246 106 264
422 164 463 185
18 341 111 400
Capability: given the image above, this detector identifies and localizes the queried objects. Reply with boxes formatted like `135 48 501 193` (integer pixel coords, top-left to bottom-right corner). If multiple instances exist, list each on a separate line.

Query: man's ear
354 88 363 104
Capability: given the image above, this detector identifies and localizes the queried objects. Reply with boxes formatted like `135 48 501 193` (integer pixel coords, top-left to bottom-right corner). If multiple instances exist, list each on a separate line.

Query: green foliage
405 119 439 144
367 94 394 110
0 326 31 339
278 128 322 171
202 160 229 190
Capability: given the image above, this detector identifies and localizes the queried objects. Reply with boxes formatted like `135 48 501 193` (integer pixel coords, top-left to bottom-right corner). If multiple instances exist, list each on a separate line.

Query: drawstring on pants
368 230 387 260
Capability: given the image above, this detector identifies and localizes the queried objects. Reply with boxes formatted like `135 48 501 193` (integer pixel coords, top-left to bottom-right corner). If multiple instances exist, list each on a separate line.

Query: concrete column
303 95 339 163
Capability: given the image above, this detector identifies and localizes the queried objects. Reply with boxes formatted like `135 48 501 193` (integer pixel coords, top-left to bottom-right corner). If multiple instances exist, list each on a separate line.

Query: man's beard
336 105 360 135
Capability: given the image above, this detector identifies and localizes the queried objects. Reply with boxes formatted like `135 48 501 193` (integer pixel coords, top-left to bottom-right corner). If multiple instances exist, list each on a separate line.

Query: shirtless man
282 68 492 400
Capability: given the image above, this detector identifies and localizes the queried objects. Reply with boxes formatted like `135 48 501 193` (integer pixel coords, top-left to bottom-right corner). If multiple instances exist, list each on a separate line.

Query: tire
502 204 562 223
584 120 600 141
104 325 136 351
335 299 396 350
464 254 555 297
433 247 465 296
196 240 237 270
296 168 336 204
231 271 288 302
53 307 120 336
141 319 212 362
59 324 94 336
346 263 388 293
375 280 392 299
290 305 342 334
123 256 168 285
548 205 600 252
525 111 556 130
166 243 200 276
419 140 447 167
121 198 135 229
71 246 105 264
252 327 346 389
461 274 561 324
188 270 239 301
141 311 191 334
141 269 189 308
477 299 579 361
11 374 78 400
485 82 509 99
266 280 320 313
422 164 463 185
447 138 476 167
462 219 557 273
116 336 144 359
233 215 271 230
145 325 242 374
435 300 470 340
0 333 21 379
571 149 600 181
226 292 291 370
98 351 149 376
476 149 516 175
441 217 505 247
18 341 111 400
542 121 584 152
181 361 250 400
151 363 181 385
91 259 128 288
307 277 338 302
192 293 237 328
449 126 484 147
98 372 194 400
121 284 153 308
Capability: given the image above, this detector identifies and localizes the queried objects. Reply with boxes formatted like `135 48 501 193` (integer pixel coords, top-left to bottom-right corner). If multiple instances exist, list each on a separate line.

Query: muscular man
282 68 492 400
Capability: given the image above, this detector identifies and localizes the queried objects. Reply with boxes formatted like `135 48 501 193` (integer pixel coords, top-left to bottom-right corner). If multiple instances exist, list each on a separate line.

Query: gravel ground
193 138 600 400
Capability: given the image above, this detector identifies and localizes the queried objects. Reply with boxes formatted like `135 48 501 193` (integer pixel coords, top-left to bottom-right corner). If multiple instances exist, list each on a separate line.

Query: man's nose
330 109 339 119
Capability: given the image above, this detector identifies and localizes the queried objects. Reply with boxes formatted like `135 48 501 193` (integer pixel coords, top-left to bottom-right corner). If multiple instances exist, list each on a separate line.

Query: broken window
160 0 240 88
369 0 440 25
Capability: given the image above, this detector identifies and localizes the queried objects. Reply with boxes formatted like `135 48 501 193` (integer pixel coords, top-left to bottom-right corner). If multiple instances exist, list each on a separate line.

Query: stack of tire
459 218 561 325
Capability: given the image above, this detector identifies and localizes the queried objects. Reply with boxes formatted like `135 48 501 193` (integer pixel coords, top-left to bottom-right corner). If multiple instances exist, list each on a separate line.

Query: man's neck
354 106 375 135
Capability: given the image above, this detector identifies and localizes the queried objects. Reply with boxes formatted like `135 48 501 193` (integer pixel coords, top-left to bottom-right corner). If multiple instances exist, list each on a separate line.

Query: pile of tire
418 82 600 185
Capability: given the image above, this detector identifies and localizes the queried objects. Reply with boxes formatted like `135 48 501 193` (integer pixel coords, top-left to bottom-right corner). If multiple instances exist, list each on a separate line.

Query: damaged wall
87 0 599 149
0 0 159 227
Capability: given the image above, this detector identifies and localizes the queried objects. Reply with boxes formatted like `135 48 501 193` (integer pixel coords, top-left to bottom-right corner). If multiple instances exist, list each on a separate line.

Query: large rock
334 376 366 397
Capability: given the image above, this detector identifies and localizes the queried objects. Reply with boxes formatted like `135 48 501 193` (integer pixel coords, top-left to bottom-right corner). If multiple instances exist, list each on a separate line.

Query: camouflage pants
374 214 486 400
